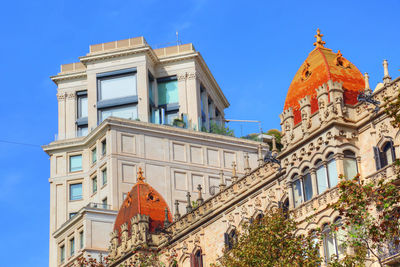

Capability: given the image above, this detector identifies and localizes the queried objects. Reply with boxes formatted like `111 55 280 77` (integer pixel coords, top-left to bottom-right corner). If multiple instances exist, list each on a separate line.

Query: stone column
356 156 362 177
57 92 66 140
310 168 318 197
177 73 188 118
65 92 77 139
336 153 344 177
286 180 294 210
186 72 201 130
137 64 149 122
364 73 371 94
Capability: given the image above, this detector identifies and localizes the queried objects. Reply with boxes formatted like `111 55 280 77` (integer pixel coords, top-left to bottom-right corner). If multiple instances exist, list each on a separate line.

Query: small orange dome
113 168 172 237
284 30 365 124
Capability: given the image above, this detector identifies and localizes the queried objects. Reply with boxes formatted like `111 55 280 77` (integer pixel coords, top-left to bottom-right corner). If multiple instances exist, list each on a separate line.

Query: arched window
191 249 203 267
323 218 344 262
292 168 314 208
224 229 238 251
343 150 358 179
315 153 338 195
374 140 396 170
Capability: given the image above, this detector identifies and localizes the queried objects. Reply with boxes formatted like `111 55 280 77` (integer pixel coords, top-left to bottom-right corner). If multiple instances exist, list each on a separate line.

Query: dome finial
137 167 145 182
313 28 326 48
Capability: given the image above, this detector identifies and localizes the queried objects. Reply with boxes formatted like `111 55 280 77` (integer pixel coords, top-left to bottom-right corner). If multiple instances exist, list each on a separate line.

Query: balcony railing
86 202 112 210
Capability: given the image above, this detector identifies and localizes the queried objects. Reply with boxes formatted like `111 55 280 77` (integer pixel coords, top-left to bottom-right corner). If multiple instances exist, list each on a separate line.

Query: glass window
77 93 88 118
92 176 97 194
100 104 138 122
335 218 346 256
225 230 238 251
327 159 338 187
193 249 203 267
92 148 97 164
303 172 313 202
102 168 107 185
99 74 137 101
79 231 84 249
101 140 106 156
77 126 88 137
382 142 395 167
293 178 303 207
323 225 336 262
165 111 179 125
60 245 65 263
70 183 82 201
343 156 358 180
157 79 178 105
317 164 329 194
70 238 75 256
69 212 77 219
69 155 82 172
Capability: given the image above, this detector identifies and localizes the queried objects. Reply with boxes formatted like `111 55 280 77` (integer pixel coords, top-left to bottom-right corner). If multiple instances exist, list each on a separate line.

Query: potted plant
173 117 186 128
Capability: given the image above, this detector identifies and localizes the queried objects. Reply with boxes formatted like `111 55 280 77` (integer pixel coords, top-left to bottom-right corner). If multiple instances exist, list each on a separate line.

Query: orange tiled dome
113 168 172 237
284 29 365 124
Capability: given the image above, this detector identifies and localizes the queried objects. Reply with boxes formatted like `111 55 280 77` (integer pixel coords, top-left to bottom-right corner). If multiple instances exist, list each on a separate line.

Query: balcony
291 187 339 222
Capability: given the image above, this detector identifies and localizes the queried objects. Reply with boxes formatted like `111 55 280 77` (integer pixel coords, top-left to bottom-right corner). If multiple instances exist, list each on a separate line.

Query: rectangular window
316 165 329 194
327 160 338 187
102 168 107 185
293 179 303 208
69 155 82 172
99 74 137 101
102 197 108 209
70 238 75 257
92 176 97 194
157 78 178 105
100 104 138 122
92 147 97 164
156 77 179 125
77 91 88 137
69 212 77 219
60 244 65 263
303 173 313 202
79 231 84 249
101 139 106 156
343 158 358 180
70 183 82 201
77 126 88 137
97 71 138 124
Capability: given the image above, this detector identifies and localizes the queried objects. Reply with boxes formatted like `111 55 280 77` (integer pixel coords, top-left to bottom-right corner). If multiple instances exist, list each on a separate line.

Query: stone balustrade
166 163 280 241
291 187 339 222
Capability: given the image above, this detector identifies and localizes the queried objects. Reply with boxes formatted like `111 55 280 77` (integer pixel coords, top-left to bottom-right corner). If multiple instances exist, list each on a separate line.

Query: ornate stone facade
105 31 400 267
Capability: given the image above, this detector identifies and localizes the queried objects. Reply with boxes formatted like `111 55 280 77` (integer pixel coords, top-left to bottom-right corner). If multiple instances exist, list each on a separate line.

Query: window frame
79 231 84 249
92 175 97 194
69 183 83 201
60 243 65 264
101 139 107 156
69 237 75 257
69 154 82 173
91 147 97 164
292 167 314 207
102 167 107 186
76 90 88 137
343 150 358 180
96 69 138 124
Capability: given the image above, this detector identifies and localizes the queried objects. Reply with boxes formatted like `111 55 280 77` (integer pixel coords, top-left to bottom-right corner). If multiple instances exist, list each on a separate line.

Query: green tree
218 208 322 267
330 175 400 266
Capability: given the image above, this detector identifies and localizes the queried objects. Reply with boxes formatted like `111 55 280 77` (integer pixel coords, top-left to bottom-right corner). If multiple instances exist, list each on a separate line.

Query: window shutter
224 233 229 246
390 140 396 162
373 146 381 170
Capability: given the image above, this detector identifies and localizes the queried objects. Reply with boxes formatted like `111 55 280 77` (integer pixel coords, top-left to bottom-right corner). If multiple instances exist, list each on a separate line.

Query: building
44 37 266 266
106 30 400 267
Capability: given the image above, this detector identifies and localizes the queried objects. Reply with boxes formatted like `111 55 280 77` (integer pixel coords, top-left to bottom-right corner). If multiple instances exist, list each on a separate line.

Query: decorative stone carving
67 92 76 100
378 123 389 138
56 92 66 101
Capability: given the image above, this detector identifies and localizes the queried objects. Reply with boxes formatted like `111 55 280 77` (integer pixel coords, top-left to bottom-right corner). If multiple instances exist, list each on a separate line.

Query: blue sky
0 0 399 266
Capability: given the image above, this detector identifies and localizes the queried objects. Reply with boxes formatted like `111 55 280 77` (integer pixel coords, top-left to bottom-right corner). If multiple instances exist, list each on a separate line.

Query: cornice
43 118 266 154
50 71 87 84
